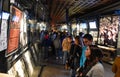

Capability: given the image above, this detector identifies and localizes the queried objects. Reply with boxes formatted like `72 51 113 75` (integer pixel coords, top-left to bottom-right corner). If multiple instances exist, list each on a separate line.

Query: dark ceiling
17 0 120 24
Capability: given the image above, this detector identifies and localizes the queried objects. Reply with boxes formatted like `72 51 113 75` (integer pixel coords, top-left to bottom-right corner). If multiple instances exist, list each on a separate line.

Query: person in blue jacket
79 34 93 69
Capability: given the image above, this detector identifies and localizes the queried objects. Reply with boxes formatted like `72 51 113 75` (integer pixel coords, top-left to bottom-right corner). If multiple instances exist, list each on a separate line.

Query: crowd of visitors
39 30 105 77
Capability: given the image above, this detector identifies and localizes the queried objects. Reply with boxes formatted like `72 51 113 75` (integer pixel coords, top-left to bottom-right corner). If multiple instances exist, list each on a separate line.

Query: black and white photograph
0 19 7 51
98 16 119 48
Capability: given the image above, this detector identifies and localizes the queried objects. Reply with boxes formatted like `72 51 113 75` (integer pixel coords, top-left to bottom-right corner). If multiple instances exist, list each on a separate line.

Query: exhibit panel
8 59 29 77
98 16 119 47
98 15 119 64
0 8 10 52
0 20 8 51
6 5 22 56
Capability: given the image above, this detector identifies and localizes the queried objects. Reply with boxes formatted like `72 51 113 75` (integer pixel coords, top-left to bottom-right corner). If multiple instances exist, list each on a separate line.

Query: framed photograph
6 5 22 57
0 19 8 51
98 16 119 48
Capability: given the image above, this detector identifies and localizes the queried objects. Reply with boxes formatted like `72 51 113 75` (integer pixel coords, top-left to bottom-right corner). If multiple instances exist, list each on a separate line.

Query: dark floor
38 55 114 77
40 64 71 77
103 62 114 77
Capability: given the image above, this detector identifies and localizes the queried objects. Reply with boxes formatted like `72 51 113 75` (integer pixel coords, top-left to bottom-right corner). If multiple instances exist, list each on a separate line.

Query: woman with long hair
77 45 104 77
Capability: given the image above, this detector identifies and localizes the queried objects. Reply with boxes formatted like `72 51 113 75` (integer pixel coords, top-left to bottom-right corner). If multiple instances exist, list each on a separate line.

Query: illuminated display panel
89 21 97 29
98 16 119 48
0 12 10 20
6 5 22 56
80 23 87 29
80 23 87 34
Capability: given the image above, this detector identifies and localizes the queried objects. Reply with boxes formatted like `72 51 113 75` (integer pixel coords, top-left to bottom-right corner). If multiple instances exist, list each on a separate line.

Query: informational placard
6 5 22 56
0 19 7 51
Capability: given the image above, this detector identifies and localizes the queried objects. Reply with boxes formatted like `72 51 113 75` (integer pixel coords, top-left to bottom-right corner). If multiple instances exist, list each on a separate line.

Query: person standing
62 36 72 65
77 45 104 77
69 36 82 77
112 55 120 77
53 33 62 59
79 32 84 47
80 34 93 68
